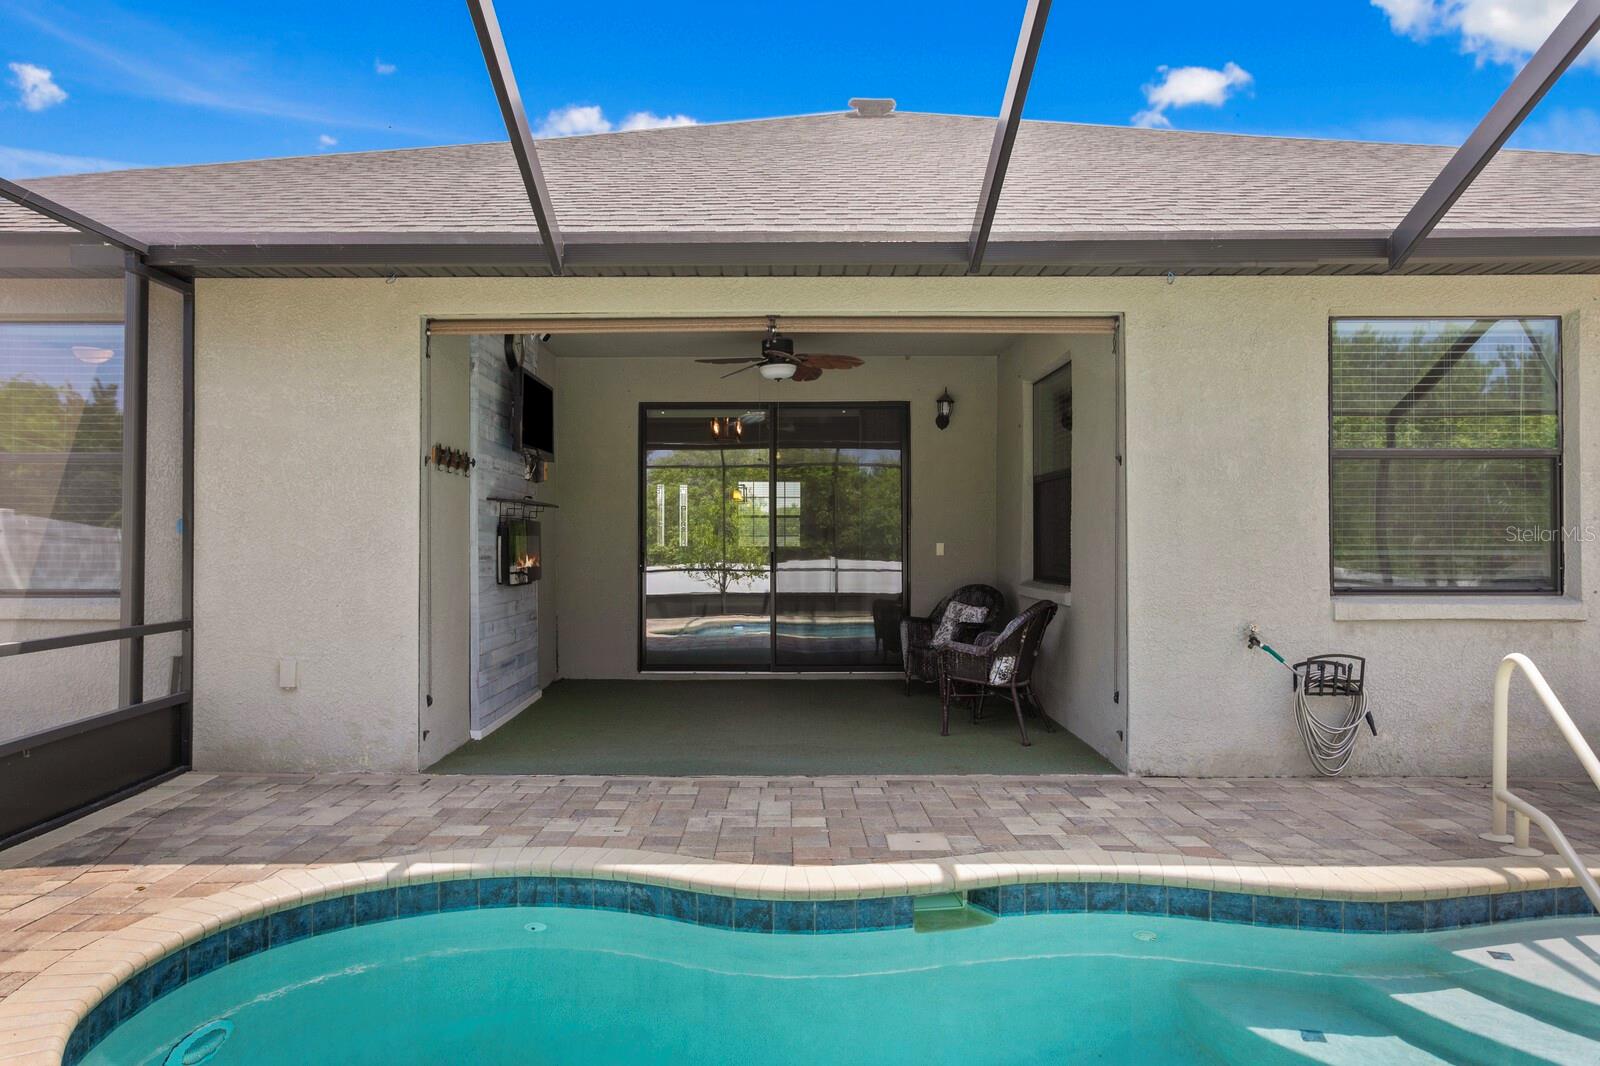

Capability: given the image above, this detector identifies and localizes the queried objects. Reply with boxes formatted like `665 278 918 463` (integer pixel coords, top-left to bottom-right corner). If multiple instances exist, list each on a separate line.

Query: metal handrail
0 619 191 658
1485 653 1600 912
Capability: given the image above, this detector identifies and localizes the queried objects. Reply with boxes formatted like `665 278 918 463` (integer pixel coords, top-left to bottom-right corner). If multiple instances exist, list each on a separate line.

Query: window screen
1330 317 1560 593
0 322 124 595
1032 362 1071 585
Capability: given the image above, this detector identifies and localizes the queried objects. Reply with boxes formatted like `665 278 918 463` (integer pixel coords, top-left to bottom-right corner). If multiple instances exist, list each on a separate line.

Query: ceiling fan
695 318 864 381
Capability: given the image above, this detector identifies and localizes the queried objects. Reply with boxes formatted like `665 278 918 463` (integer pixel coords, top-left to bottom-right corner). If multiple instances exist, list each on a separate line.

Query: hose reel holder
1248 626 1377 777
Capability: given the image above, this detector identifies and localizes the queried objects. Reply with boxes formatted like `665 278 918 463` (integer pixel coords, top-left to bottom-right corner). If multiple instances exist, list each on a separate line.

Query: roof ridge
24 111 864 183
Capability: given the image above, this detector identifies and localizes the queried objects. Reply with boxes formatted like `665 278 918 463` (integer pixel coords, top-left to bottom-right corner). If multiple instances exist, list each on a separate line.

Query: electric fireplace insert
497 517 540 585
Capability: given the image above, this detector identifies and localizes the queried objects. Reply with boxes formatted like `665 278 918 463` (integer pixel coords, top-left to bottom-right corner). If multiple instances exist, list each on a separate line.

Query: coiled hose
1248 627 1374 777
1293 679 1367 777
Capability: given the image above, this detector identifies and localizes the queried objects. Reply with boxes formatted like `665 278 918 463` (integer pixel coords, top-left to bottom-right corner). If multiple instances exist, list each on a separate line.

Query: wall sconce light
935 388 955 430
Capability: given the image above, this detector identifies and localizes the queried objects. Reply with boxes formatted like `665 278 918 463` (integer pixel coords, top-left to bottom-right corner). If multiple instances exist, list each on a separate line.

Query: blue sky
1 0 1598 176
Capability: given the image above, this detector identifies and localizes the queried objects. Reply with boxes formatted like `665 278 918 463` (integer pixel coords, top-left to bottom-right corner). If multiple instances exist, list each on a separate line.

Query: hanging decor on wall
427 444 475 473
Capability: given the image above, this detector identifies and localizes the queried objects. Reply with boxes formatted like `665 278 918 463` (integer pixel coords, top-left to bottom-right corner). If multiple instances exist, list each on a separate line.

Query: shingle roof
4 111 1599 271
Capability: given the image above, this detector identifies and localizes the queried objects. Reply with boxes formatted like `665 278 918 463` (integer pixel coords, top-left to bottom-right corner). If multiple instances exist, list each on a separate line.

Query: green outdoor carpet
426 679 1117 776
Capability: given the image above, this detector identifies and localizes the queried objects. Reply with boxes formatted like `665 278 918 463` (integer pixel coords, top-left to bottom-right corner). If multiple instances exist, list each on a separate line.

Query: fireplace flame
516 554 540 570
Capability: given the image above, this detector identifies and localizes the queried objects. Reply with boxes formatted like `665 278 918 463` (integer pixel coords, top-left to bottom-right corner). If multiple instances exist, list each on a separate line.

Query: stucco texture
994 333 1125 769
13 273 1598 777
192 283 424 771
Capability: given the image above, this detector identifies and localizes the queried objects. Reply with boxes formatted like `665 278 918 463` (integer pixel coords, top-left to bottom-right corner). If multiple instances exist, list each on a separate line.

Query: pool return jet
1246 625 1377 777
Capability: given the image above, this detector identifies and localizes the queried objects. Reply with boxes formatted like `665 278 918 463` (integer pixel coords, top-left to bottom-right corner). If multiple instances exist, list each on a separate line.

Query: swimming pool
77 899 1600 1065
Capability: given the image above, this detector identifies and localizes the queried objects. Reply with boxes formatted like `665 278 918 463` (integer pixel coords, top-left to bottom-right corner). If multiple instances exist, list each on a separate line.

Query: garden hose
1247 625 1376 777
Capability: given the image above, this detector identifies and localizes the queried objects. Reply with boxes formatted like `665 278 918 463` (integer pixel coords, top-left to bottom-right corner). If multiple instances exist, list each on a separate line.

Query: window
0 322 124 596
736 480 800 548
1032 362 1071 585
1330 317 1561 593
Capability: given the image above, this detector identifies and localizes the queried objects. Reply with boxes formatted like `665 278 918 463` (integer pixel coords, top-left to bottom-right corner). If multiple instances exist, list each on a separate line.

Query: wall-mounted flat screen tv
514 368 554 458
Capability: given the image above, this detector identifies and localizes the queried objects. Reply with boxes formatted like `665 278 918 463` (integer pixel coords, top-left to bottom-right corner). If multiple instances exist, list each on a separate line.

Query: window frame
1031 360 1072 587
1326 315 1564 597
0 317 127 598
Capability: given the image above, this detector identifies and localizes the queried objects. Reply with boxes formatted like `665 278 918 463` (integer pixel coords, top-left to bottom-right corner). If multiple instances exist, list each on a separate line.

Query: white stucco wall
12 273 1599 777
192 283 423 771
994 333 1126 768
1118 278 1597 778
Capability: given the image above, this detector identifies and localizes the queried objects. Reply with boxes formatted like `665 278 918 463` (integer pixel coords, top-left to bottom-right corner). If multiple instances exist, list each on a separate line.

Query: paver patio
2 770 1598 1015
0 771 1593 1037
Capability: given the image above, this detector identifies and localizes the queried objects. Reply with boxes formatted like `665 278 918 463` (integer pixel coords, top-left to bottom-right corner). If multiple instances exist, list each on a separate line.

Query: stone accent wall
467 334 541 735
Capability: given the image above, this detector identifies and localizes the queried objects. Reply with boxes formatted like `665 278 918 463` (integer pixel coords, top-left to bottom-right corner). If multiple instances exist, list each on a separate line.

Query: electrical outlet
935 542 945 557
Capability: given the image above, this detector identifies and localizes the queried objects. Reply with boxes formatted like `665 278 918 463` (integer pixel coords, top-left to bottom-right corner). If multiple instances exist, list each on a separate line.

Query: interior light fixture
72 345 115 366
759 361 797 381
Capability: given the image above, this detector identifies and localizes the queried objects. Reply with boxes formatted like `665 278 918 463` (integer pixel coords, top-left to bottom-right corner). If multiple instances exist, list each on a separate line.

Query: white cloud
0 144 127 177
534 103 698 137
1374 0 1441 36
1372 0 1599 67
317 133 338 149
618 110 697 131
535 104 611 137
374 59 397 76
1132 62 1252 128
9 62 67 111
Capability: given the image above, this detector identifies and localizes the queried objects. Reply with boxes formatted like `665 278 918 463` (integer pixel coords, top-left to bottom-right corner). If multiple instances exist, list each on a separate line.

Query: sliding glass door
773 406 907 668
640 403 908 671
641 407 774 668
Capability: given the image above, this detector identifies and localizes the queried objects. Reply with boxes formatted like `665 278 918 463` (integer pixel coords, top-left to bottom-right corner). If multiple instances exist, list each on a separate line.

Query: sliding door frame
637 400 910 673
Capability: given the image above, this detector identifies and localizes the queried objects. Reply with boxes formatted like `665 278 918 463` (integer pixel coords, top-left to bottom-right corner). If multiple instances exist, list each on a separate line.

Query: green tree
645 449 768 613
0 374 122 527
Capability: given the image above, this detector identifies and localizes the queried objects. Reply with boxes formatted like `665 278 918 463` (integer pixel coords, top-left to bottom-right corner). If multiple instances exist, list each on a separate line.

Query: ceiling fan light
759 362 797 381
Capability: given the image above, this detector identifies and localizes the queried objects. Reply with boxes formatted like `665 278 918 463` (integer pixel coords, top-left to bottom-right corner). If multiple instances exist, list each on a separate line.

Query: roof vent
848 98 895 118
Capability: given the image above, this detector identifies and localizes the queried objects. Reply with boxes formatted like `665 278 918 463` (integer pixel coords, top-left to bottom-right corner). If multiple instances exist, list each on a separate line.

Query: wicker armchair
899 584 1006 693
937 600 1058 746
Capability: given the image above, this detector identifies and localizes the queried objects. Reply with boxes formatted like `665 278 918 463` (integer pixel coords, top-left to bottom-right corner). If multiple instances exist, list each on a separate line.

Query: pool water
86 908 1600 1065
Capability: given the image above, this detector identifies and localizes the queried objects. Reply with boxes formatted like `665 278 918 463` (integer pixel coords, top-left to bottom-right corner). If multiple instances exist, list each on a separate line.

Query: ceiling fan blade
697 357 762 364
791 364 823 382
720 363 760 379
796 354 863 369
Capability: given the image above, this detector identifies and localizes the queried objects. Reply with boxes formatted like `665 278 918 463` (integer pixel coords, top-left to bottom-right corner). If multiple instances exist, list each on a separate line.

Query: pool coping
3 845 1597 1065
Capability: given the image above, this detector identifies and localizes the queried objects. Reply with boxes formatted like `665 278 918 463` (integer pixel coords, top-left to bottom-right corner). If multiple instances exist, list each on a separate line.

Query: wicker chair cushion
932 603 988 648
901 584 1007 685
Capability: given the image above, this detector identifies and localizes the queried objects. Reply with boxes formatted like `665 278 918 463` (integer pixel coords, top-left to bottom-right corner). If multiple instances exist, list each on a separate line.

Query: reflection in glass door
641 407 774 668
774 405 907 668
639 403 908 671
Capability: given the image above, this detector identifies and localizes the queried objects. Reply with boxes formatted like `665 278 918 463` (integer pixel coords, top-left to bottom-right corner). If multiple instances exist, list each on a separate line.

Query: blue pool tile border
61 876 1597 1066
966 882 1596 933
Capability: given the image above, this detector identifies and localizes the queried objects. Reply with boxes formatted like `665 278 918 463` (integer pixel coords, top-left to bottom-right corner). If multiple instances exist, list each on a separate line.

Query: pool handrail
1486 652 1600 912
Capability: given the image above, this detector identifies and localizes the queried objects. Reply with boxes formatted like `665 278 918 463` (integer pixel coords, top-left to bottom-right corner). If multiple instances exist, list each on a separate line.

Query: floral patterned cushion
932 603 988 648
